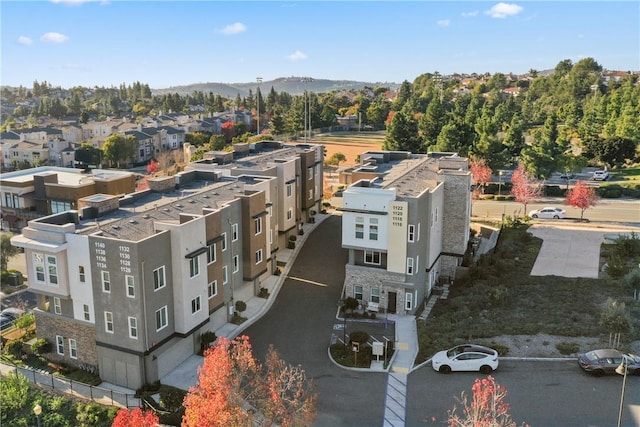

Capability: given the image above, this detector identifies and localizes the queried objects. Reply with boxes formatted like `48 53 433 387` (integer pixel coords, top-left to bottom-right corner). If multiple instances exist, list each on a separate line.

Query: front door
387 292 397 314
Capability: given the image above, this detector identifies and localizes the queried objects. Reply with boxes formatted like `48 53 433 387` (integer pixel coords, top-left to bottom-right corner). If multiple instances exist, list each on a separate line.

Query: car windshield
446 346 465 358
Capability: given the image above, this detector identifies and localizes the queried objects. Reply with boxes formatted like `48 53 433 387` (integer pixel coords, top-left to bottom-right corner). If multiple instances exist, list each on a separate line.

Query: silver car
528 207 566 219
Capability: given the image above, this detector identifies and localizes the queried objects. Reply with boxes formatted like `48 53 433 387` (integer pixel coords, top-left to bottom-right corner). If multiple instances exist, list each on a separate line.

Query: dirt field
309 131 384 166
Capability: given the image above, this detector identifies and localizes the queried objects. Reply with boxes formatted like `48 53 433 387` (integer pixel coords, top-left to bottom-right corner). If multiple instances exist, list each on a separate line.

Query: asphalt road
472 198 640 224
242 215 388 427
407 360 640 427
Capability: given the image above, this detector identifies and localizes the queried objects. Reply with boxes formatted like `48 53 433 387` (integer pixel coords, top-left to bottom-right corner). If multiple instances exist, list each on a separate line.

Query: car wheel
532 214 538 218
439 365 451 374
479 365 493 374
592 369 605 377
553 215 559 219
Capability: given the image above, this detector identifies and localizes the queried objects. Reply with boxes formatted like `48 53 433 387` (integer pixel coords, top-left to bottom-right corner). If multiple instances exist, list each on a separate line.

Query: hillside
151 76 400 97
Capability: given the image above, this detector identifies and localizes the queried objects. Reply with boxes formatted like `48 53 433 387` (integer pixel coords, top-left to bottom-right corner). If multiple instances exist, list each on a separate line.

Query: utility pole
301 77 313 142
256 77 263 135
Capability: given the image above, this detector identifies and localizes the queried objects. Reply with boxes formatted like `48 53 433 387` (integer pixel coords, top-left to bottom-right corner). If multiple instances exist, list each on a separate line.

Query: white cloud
485 3 523 19
40 32 69 43
218 23 246 35
287 50 307 61
461 10 479 17
437 19 451 28
50 0 95 5
18 36 33 45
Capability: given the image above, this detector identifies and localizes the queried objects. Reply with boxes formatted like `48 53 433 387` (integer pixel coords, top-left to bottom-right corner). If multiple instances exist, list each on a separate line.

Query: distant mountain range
151 76 401 98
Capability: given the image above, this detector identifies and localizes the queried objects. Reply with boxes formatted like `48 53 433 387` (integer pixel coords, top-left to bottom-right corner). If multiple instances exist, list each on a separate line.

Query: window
208 280 218 299
190 256 200 278
101 271 111 293
153 266 166 291
286 183 293 197
354 285 363 301
369 224 378 240
53 297 62 315
254 217 262 235
69 339 77 359
255 249 263 264
222 266 228 284
232 223 239 241
408 225 415 242
56 335 64 355
364 250 381 265
406 258 414 275
128 317 138 338
405 292 413 311
233 255 239 273
104 311 114 333
83 304 90 321
207 243 216 264
155 306 168 331
79 266 86 282
222 232 228 251
371 287 380 303
126 275 135 298
191 296 201 314
287 208 293 220
34 253 45 282
47 256 58 284
308 166 313 179
51 200 72 214
355 217 364 239
308 189 313 199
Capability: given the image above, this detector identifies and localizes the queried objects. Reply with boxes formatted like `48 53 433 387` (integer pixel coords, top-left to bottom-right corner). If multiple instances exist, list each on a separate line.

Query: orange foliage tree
565 180 598 221
182 335 316 427
448 376 527 427
511 164 541 215
112 407 159 427
146 159 159 175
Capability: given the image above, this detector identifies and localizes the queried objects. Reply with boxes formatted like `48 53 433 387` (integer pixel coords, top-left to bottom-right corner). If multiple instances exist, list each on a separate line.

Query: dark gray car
578 348 640 376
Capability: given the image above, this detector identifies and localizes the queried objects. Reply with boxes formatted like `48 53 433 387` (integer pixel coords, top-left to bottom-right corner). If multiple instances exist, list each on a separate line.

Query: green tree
209 134 227 151
75 143 103 167
384 109 420 152
102 134 137 168
0 233 20 272
419 99 446 149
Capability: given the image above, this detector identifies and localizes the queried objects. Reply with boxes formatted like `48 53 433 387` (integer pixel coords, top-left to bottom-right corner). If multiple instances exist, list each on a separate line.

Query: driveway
528 223 640 278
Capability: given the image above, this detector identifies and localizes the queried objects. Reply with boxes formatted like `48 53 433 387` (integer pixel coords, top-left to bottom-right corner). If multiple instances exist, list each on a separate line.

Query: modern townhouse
10 141 323 389
339 151 471 315
0 167 136 231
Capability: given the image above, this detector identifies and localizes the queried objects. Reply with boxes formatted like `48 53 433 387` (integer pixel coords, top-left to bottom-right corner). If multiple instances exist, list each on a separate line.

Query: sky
1 1 639 89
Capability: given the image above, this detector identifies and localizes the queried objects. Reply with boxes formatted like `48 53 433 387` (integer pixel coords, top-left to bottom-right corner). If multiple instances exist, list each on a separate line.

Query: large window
364 250 381 265
79 266 86 283
33 253 58 285
254 217 262 235
47 256 58 284
153 266 166 291
191 296 201 314
355 217 364 239
83 304 90 321
155 306 168 331
51 200 72 214
101 271 111 293
126 275 135 298
354 285 363 301
190 256 200 278
69 339 77 359
104 311 114 333
34 253 45 282
208 280 218 299
371 287 380 303
207 243 216 264
369 218 378 240
53 297 62 315
56 335 64 355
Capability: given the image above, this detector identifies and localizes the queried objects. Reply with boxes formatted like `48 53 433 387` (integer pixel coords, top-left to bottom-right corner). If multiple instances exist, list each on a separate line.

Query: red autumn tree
565 180 598 221
182 335 316 427
511 164 541 215
448 376 527 427
221 120 236 143
469 156 493 197
112 407 159 427
146 159 159 175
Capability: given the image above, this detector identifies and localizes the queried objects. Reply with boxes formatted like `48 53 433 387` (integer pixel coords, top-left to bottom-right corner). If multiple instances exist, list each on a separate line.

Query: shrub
200 331 217 354
160 385 187 413
298 229 305 236
258 287 270 298
274 267 282 276
289 235 297 242
604 252 629 278
615 232 640 258
31 338 51 356
343 297 359 312
349 331 369 345
624 269 640 289
3 340 23 358
556 341 580 355
235 300 247 314
287 241 295 249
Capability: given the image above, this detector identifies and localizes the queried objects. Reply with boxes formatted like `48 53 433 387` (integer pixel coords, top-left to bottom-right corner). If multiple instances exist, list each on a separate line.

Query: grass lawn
611 166 640 182
416 223 638 363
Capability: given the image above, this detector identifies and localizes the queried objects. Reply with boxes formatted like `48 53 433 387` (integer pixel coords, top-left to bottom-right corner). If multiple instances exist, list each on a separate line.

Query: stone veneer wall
440 173 471 278
343 265 409 314
34 311 98 370
147 176 175 192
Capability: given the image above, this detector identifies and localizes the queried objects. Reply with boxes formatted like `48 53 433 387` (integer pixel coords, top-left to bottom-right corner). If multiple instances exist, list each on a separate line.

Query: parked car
578 349 640 376
0 314 16 331
0 308 25 321
528 207 566 219
431 344 499 374
592 170 609 181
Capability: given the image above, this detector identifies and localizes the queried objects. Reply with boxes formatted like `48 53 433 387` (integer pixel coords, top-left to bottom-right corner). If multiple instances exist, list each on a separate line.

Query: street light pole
301 77 313 142
498 171 504 196
256 77 262 136
33 404 42 427
616 356 629 427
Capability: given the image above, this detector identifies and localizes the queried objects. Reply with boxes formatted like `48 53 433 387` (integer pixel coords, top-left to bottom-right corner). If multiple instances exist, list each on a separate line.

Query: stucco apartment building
339 151 471 315
10 141 323 389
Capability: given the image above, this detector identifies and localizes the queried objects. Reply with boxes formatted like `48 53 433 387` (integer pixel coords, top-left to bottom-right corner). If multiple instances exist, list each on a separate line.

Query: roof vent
143 214 150 219
129 220 137 224
164 208 170 212
112 225 121 230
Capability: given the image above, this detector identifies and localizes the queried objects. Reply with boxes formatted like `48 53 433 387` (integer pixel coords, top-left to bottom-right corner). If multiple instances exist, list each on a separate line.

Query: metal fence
0 361 140 409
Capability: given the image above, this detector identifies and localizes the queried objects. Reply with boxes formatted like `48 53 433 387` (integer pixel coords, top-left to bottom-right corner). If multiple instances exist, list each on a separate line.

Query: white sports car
431 344 499 374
